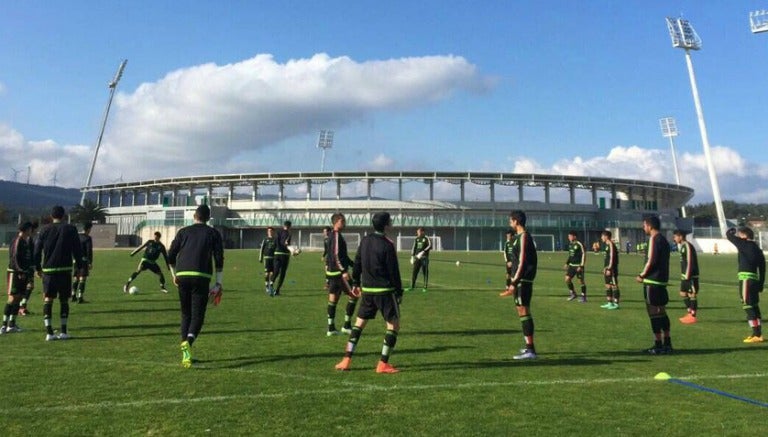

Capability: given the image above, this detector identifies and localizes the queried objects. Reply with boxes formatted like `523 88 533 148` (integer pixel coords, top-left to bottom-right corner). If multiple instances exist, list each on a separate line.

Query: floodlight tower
659 117 686 217
81 59 127 205
665 17 727 237
316 129 334 200
750 10 768 34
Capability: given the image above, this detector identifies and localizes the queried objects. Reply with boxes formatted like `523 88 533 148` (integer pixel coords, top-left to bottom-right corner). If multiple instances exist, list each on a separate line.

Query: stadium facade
89 171 693 251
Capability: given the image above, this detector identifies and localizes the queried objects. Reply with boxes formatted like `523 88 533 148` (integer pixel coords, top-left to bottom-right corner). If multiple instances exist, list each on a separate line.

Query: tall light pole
316 129 334 200
659 117 686 217
81 59 127 205
750 10 768 33
665 17 726 237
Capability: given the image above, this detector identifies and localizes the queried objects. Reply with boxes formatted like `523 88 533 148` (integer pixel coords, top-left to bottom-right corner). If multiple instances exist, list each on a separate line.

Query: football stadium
89 170 693 251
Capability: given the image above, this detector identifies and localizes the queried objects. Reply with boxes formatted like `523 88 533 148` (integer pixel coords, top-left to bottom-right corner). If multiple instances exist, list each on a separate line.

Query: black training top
8 235 33 273
639 233 670 285
326 230 353 275
726 229 766 287
352 231 402 293
34 222 84 274
167 223 224 279
79 233 93 265
275 228 292 255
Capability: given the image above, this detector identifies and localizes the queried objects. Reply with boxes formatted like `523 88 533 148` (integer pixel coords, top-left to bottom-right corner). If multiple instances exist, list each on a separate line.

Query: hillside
0 180 81 209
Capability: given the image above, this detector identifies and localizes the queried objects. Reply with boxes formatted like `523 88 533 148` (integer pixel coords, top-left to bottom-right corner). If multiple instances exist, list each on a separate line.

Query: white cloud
0 123 90 186
97 53 489 183
368 154 395 171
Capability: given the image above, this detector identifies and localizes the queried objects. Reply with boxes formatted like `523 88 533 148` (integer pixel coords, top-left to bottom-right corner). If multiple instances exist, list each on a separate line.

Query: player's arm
71 228 85 270
578 242 586 269
130 241 148 257
637 237 657 281
422 236 432 254
758 252 766 291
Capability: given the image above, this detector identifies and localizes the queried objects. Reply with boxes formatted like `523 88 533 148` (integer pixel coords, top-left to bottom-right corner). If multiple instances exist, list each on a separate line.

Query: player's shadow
196 345 469 370
87 307 177 314
76 322 180 331
410 328 521 336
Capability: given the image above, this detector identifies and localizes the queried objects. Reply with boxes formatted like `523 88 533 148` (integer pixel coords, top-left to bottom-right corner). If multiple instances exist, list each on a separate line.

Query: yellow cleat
743 335 764 343
181 341 193 368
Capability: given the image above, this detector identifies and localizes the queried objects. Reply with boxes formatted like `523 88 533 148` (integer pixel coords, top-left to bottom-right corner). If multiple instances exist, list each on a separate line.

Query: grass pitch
2 248 767 436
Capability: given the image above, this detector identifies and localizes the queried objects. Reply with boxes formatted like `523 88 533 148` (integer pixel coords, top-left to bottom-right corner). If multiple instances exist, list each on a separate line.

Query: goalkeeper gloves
209 283 223 306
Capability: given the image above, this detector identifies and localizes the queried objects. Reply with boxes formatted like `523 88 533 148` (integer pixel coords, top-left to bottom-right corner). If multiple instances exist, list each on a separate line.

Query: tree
69 199 107 224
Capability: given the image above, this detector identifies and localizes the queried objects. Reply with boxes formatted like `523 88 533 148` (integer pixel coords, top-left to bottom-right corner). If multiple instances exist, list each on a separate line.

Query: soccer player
324 213 358 336
335 212 403 374
599 230 620 310
725 226 766 343
272 220 293 296
167 205 225 368
72 222 93 303
408 227 432 292
673 230 700 324
502 229 515 293
34 206 84 341
499 210 539 360
124 231 169 294
565 230 587 302
1 222 34 334
18 222 38 316
321 226 332 291
259 227 277 296
635 215 672 354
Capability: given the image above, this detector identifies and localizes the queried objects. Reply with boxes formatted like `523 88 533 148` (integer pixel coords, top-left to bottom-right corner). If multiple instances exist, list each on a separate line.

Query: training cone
654 372 671 381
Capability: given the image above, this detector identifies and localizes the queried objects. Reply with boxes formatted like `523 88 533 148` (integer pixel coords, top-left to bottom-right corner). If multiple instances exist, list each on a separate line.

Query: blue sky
1 0 767 203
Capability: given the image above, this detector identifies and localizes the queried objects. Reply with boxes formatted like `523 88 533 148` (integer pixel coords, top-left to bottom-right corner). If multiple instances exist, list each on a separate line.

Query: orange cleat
499 289 515 298
335 357 351 371
679 314 697 324
375 361 399 374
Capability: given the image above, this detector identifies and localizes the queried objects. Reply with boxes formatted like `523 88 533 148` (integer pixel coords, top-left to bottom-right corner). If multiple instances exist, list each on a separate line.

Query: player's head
267 226 274 237
505 229 514 239
642 215 661 234
601 230 612 241
322 226 331 236
283 220 292 229
31 222 39 231
194 204 211 223
371 212 392 233
738 226 754 240
18 221 33 235
154 231 162 240
568 230 578 241
672 229 687 243
509 210 526 228
416 227 425 236
331 213 345 227
51 205 66 220
83 222 93 233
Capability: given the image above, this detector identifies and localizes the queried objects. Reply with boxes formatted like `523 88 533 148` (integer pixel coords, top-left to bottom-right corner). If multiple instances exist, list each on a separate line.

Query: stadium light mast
750 10 768 34
316 129 334 200
81 59 127 205
659 117 686 218
665 17 726 237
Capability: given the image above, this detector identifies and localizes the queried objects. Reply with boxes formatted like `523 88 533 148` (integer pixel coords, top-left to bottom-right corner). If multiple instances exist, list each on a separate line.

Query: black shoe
645 345 666 355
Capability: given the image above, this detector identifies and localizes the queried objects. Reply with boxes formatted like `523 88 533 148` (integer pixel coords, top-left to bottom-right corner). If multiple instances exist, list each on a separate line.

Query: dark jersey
34 222 84 274
678 240 699 280
504 239 514 263
510 230 537 284
326 230 353 275
79 233 93 265
411 235 432 258
8 235 34 273
566 240 586 267
352 232 402 293
322 235 330 259
275 228 292 255
726 229 766 288
603 241 619 272
639 233 670 285
132 240 168 264
259 237 276 262
167 223 224 279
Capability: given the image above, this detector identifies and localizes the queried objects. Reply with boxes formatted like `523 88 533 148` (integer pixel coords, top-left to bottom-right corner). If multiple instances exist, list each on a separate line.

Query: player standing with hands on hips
725 226 765 343
635 215 672 355
167 205 225 368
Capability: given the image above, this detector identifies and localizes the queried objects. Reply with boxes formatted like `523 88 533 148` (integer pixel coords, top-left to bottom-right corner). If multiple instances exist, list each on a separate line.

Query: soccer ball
289 245 301 256
129 286 139 295
455 260 461 267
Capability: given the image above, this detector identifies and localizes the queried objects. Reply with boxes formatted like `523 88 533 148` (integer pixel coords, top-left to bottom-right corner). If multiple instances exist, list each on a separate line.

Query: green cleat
607 303 619 310
181 341 192 368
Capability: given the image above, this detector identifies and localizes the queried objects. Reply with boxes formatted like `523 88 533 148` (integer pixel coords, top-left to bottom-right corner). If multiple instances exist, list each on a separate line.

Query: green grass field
2 248 767 436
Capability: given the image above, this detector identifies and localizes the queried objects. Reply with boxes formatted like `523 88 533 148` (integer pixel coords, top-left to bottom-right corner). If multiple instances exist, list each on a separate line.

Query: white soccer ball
455 260 461 267
289 245 301 256
129 286 140 295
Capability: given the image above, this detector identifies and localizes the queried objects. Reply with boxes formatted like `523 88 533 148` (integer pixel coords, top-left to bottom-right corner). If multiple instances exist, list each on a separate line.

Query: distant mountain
0 180 81 209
